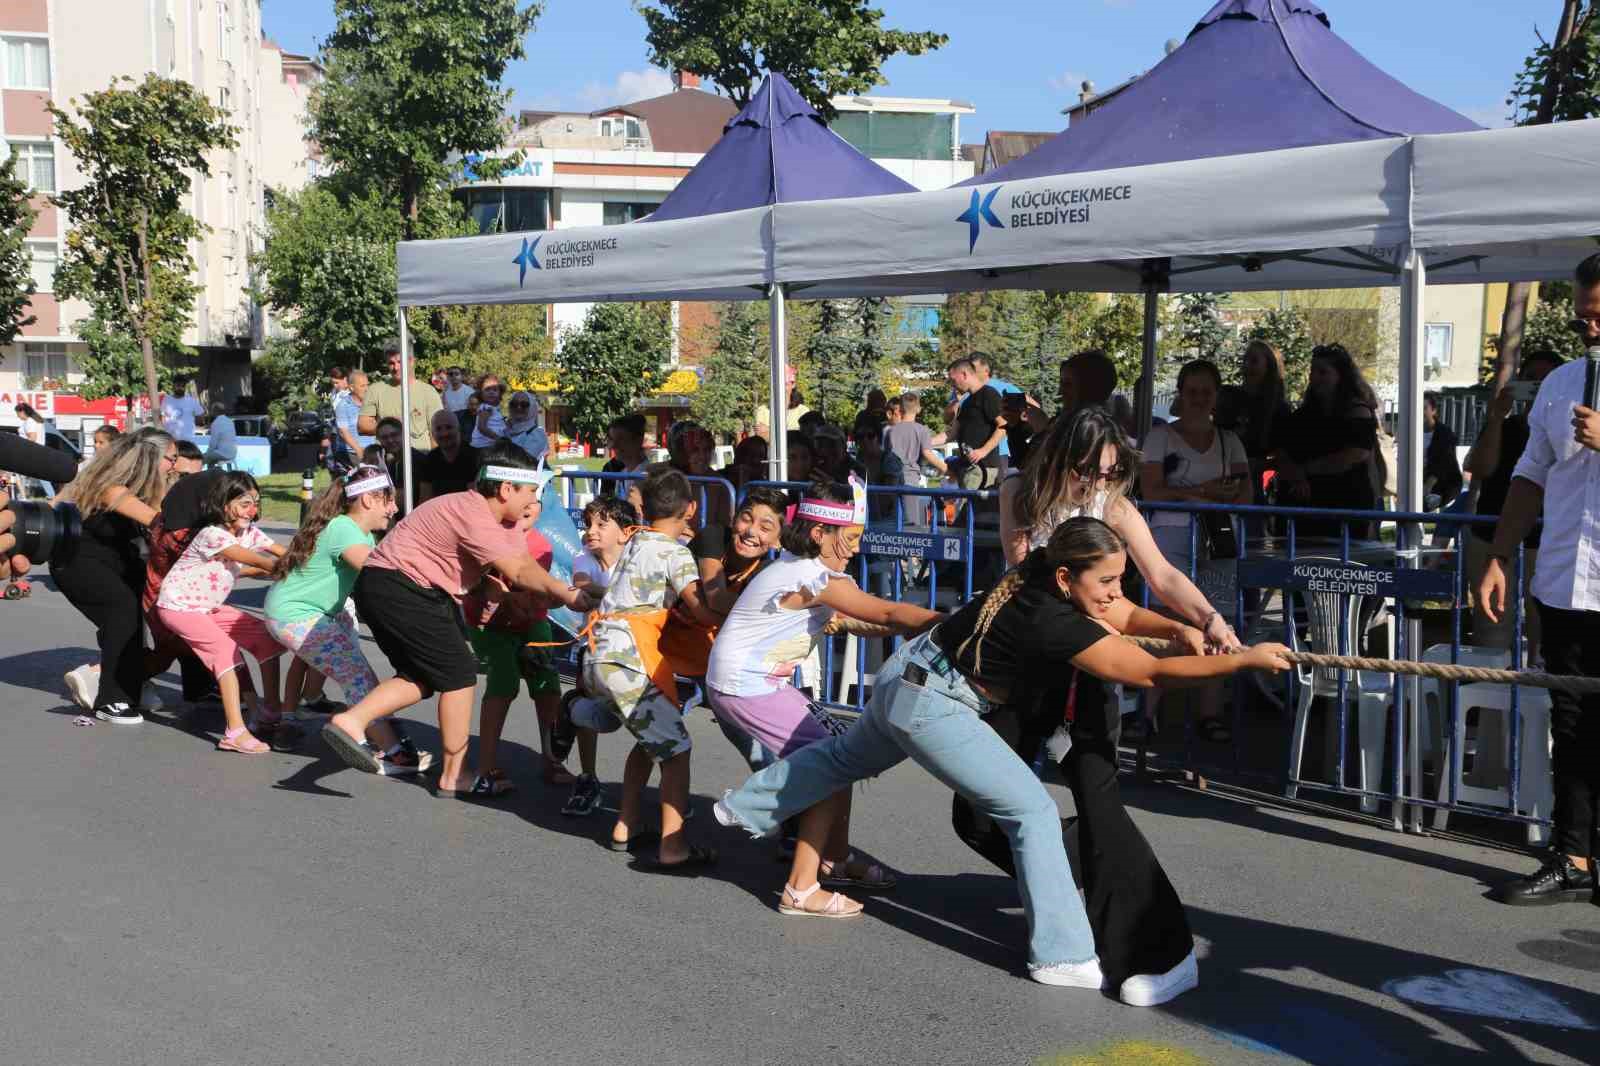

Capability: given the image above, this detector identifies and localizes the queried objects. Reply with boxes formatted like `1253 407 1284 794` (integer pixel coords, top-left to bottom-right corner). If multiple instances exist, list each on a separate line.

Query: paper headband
796 475 868 527
344 473 392 497
483 460 558 493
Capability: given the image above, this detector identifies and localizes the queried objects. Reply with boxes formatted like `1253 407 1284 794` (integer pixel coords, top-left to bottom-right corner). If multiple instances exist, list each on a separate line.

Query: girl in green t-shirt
264 466 423 775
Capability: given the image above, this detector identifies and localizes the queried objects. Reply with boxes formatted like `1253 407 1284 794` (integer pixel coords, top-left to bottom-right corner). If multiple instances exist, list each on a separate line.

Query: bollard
298 468 316 526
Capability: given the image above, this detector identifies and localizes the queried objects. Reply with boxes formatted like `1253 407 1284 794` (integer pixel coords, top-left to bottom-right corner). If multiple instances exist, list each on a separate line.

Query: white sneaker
64 665 98 710
1029 956 1105 989
1117 950 1199 1007
140 683 164 711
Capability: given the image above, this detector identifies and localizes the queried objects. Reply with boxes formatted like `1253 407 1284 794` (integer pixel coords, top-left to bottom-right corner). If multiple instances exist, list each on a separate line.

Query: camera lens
4 499 81 567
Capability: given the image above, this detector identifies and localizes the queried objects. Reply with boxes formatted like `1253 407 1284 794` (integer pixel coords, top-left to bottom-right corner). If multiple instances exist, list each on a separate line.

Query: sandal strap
784 882 821 906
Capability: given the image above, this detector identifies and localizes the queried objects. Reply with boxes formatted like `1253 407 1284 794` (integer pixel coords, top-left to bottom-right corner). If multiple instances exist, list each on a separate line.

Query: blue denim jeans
720 632 1097 970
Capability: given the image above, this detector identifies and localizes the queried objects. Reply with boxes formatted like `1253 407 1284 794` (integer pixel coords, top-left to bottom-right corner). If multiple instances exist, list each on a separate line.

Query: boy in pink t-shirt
322 443 591 795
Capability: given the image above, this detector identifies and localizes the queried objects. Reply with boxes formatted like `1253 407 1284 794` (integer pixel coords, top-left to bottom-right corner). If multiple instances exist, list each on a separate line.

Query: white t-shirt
18 418 44 445
441 383 476 412
205 414 238 460
1141 422 1248 528
706 553 843 698
469 407 505 449
161 394 204 442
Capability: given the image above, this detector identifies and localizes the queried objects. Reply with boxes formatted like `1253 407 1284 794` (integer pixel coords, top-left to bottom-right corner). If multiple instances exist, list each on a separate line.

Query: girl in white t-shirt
1137 359 1251 742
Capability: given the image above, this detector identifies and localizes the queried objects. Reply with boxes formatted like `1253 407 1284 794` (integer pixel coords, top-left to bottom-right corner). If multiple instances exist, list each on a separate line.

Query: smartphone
1508 380 1539 403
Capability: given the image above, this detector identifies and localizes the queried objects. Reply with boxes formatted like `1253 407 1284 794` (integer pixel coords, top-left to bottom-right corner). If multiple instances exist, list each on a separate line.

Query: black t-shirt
953 385 1003 468
417 444 481 498
1471 415 1538 547
933 581 1111 715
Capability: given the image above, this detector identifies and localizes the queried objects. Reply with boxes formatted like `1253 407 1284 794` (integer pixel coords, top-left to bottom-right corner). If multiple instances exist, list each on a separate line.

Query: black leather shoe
1490 855 1595 906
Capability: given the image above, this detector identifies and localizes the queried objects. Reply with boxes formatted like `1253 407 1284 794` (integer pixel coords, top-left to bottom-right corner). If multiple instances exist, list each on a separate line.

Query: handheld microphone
0 432 79 486
1586 345 1600 412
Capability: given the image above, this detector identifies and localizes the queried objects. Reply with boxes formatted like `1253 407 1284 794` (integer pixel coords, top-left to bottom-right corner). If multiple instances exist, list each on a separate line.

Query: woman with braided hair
715 517 1289 996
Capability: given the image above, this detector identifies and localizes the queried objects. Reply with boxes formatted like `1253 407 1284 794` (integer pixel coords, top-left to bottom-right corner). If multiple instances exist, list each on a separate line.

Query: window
829 112 956 161
3 37 50 91
23 342 68 388
1423 323 1453 367
603 201 654 225
452 187 551 234
219 86 231 111
7 142 54 193
218 4 231 63
25 240 56 293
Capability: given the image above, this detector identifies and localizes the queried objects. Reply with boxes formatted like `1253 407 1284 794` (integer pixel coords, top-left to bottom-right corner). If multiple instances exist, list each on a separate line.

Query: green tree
430 304 556 387
0 154 38 346
637 0 947 117
800 297 892 426
694 300 769 437
50 75 235 414
1012 291 1097 411
310 0 542 234
1089 294 1158 390
554 303 671 446
1172 292 1236 374
1244 306 1315 399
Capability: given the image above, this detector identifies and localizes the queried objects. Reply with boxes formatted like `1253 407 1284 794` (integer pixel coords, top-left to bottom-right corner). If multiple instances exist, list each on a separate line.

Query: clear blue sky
262 1 1551 139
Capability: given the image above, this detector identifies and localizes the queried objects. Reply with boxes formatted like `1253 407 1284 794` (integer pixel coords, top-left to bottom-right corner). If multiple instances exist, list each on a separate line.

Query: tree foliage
310 0 542 233
0 154 38 347
800 297 895 426
693 300 769 437
1172 292 1236 375
637 0 947 116
431 303 556 387
554 303 671 445
50 75 235 412
1508 2 1600 125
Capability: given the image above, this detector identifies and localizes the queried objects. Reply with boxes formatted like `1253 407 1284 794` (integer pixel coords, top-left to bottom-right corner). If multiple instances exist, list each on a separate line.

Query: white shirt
205 414 238 461
1140 422 1248 528
469 407 505 449
1510 358 1600 612
441 383 476 413
18 418 44 445
706 553 842 698
161 394 204 442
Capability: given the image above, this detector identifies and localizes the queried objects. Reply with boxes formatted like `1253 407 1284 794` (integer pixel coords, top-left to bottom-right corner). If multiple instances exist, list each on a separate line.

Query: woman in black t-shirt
715 517 1289 997
1274 344 1383 539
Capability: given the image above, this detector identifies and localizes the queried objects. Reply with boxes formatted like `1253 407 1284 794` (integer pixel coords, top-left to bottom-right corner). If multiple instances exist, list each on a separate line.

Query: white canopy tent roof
394 119 1600 521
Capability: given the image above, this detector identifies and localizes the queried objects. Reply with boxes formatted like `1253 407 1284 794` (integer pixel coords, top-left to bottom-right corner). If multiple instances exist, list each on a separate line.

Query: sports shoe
95 702 144 725
64 665 98 710
1118 950 1199 1007
1029 957 1106 990
140 683 164 711
1490 854 1596 905
562 773 602 817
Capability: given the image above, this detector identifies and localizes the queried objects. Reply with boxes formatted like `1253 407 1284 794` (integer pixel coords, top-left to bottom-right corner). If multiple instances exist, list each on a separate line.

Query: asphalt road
2 564 1597 1066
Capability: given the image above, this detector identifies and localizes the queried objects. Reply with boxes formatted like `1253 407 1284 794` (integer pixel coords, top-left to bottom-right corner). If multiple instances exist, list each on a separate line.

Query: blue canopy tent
644 73 915 475
959 0 1480 445
642 74 915 473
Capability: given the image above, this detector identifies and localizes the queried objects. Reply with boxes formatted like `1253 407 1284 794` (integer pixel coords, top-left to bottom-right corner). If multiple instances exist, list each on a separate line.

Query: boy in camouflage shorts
582 467 721 870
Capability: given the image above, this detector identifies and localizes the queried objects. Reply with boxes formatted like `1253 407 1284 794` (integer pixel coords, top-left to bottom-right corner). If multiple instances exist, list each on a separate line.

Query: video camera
1 433 81 567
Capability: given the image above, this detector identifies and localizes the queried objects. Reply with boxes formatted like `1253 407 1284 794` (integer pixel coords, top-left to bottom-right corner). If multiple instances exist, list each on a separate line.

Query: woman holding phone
1139 360 1251 742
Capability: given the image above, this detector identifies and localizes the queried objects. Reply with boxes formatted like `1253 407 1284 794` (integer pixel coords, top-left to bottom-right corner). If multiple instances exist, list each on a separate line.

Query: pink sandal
218 726 270 755
778 882 863 919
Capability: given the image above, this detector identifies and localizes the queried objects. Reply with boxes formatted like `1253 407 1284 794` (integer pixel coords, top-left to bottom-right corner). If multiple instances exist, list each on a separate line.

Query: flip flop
604 830 660 853
632 844 718 875
321 721 380 772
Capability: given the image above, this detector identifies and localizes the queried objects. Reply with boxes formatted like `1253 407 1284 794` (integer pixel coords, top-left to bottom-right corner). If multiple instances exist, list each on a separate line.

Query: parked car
282 410 331 444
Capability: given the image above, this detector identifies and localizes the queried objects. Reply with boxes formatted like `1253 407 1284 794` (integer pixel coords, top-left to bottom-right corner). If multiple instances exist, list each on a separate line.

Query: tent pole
397 307 415 514
1396 248 1427 833
769 283 789 481
1136 286 1159 441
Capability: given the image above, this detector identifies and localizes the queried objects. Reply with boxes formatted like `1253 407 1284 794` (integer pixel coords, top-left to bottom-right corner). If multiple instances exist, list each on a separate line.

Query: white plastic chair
1418 643 1552 846
1284 560 1395 814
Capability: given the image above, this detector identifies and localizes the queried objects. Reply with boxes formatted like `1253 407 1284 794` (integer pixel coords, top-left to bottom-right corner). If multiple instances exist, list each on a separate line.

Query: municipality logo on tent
957 187 1004 254
513 236 542 286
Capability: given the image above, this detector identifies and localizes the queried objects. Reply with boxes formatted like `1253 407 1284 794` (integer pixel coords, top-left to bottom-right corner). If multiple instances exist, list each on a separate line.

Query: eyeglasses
1074 463 1128 483
509 401 530 409
1568 317 1600 335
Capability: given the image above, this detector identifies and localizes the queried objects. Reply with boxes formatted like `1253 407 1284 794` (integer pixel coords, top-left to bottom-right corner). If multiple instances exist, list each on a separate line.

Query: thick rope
1120 635 1600 695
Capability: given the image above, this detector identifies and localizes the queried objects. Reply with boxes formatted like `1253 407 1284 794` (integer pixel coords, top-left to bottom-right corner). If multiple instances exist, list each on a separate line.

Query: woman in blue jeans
715 517 1289 991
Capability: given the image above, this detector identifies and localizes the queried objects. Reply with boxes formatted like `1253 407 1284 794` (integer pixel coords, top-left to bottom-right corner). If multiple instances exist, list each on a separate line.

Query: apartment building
0 0 315 436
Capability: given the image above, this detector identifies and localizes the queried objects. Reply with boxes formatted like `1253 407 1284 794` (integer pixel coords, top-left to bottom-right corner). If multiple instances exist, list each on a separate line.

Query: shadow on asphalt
0 645 98 698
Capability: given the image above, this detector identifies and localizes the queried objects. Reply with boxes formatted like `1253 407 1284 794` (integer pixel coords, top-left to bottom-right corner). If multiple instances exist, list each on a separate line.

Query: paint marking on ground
1035 1040 1212 1066
1383 968 1596 1031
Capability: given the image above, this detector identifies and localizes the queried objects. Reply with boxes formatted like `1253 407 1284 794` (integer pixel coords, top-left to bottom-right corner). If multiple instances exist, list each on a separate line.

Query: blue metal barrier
1136 498 1542 838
